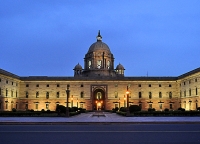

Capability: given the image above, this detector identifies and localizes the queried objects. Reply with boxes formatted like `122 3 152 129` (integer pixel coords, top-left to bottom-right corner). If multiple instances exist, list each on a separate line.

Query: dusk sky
0 1 200 77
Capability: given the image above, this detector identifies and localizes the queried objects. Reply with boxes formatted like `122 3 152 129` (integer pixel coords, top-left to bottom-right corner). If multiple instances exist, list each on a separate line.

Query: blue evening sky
0 0 200 77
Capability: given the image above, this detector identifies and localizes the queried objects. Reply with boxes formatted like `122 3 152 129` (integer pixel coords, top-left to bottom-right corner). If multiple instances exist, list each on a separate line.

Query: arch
92 88 106 110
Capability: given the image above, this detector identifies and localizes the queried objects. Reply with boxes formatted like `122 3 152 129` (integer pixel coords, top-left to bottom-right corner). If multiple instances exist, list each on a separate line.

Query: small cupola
115 63 125 76
73 63 82 77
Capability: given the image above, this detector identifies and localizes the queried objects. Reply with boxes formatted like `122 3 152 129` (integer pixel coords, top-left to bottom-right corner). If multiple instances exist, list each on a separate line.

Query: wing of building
0 31 200 111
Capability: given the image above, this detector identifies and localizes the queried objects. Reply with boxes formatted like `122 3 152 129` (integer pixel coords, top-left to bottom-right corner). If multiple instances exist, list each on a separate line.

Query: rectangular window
81 84 84 87
46 104 49 109
56 92 60 98
25 104 28 109
57 84 60 87
36 84 39 87
12 82 13 85
139 92 142 98
0 78 1 82
26 92 28 98
35 104 38 109
16 91 17 97
159 84 161 87
6 89 8 97
6 80 8 84
169 92 172 99
189 89 191 96
115 104 118 108
115 91 118 98
189 80 191 84
159 92 162 98
184 82 185 85
159 103 162 109
184 90 186 97
149 92 152 99
149 104 152 109
196 88 198 95
26 84 29 87
16 83 18 86
80 92 84 98
6 103 8 109
11 103 13 109
11 90 13 97
80 104 83 108
47 84 49 87
46 92 49 99
36 92 39 98
0 88 1 95
170 104 173 109
195 78 198 82
138 84 141 87
149 84 151 87
67 84 70 87
169 84 171 87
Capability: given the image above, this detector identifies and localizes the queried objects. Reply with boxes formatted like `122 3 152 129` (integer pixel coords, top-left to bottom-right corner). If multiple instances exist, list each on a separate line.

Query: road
0 124 200 144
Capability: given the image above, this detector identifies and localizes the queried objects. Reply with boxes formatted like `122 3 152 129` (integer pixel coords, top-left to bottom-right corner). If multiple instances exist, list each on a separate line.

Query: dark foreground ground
0 124 200 144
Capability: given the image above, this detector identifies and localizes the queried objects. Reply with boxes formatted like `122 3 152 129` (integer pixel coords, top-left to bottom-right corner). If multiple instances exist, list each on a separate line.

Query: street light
66 85 70 117
126 86 130 116
77 98 79 108
124 95 126 107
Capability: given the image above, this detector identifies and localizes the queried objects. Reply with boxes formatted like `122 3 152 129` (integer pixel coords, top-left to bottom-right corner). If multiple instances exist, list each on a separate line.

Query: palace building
0 31 200 111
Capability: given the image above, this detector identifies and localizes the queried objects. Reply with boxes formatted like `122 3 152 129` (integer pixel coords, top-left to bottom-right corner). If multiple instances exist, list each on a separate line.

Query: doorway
93 89 105 110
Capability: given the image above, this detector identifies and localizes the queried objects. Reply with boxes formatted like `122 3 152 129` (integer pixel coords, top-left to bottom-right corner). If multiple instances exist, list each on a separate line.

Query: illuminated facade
0 31 200 111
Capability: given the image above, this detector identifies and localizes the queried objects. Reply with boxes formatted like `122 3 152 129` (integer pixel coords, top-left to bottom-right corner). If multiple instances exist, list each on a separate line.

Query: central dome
88 41 111 53
87 30 111 53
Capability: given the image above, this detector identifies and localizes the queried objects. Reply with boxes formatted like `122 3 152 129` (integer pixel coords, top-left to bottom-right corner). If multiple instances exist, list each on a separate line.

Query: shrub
164 108 169 112
119 107 127 112
56 105 66 114
197 107 200 111
72 107 78 112
12 108 17 112
41 109 45 112
114 107 119 112
129 105 141 113
178 108 185 111
148 108 155 112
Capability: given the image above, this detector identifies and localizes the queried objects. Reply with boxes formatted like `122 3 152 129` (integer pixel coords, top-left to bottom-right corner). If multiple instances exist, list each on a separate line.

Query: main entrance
92 89 105 110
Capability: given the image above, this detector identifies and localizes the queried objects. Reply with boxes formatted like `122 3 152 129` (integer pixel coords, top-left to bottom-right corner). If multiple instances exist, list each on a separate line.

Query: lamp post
66 86 70 117
126 86 130 116
77 98 79 108
124 95 126 107
71 95 73 108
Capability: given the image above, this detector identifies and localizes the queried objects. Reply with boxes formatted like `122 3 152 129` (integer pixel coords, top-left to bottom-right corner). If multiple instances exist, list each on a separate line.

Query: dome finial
96 30 102 41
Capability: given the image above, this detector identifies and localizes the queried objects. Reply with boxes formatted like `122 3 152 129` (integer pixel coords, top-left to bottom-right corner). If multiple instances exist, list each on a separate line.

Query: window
26 84 29 87
159 92 162 98
196 103 198 109
80 104 83 108
170 104 173 109
16 104 18 109
149 84 151 87
189 89 191 96
57 84 60 87
149 104 152 109
11 90 13 97
46 92 49 99
80 91 84 98
6 89 8 97
16 91 17 97
195 78 198 82
180 91 182 98
25 104 28 109
81 84 84 87
67 84 70 87
149 92 152 99
6 80 8 84
189 80 191 84
56 92 59 98
35 104 38 110
169 92 172 99
0 88 1 95
184 82 185 85
139 104 142 109
6 103 8 109
169 84 171 87
195 87 198 95
46 84 49 87
12 82 13 85
11 103 13 109
115 91 118 98
46 104 49 109
0 78 1 82
115 84 118 87
159 84 161 87
16 83 18 86
36 84 39 87
139 92 142 98
115 104 118 108
26 92 28 98
36 92 39 98
138 84 141 87
159 103 162 109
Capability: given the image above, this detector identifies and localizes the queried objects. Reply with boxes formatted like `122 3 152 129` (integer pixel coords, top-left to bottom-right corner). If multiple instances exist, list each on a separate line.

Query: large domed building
0 31 200 111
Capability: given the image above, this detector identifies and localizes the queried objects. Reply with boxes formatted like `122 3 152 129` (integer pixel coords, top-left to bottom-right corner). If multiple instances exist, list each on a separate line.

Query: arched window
196 87 198 95
169 92 172 99
189 89 191 96
46 92 49 99
26 91 28 98
36 91 39 98
56 92 59 98
115 91 118 98
80 91 84 98
96 92 102 99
